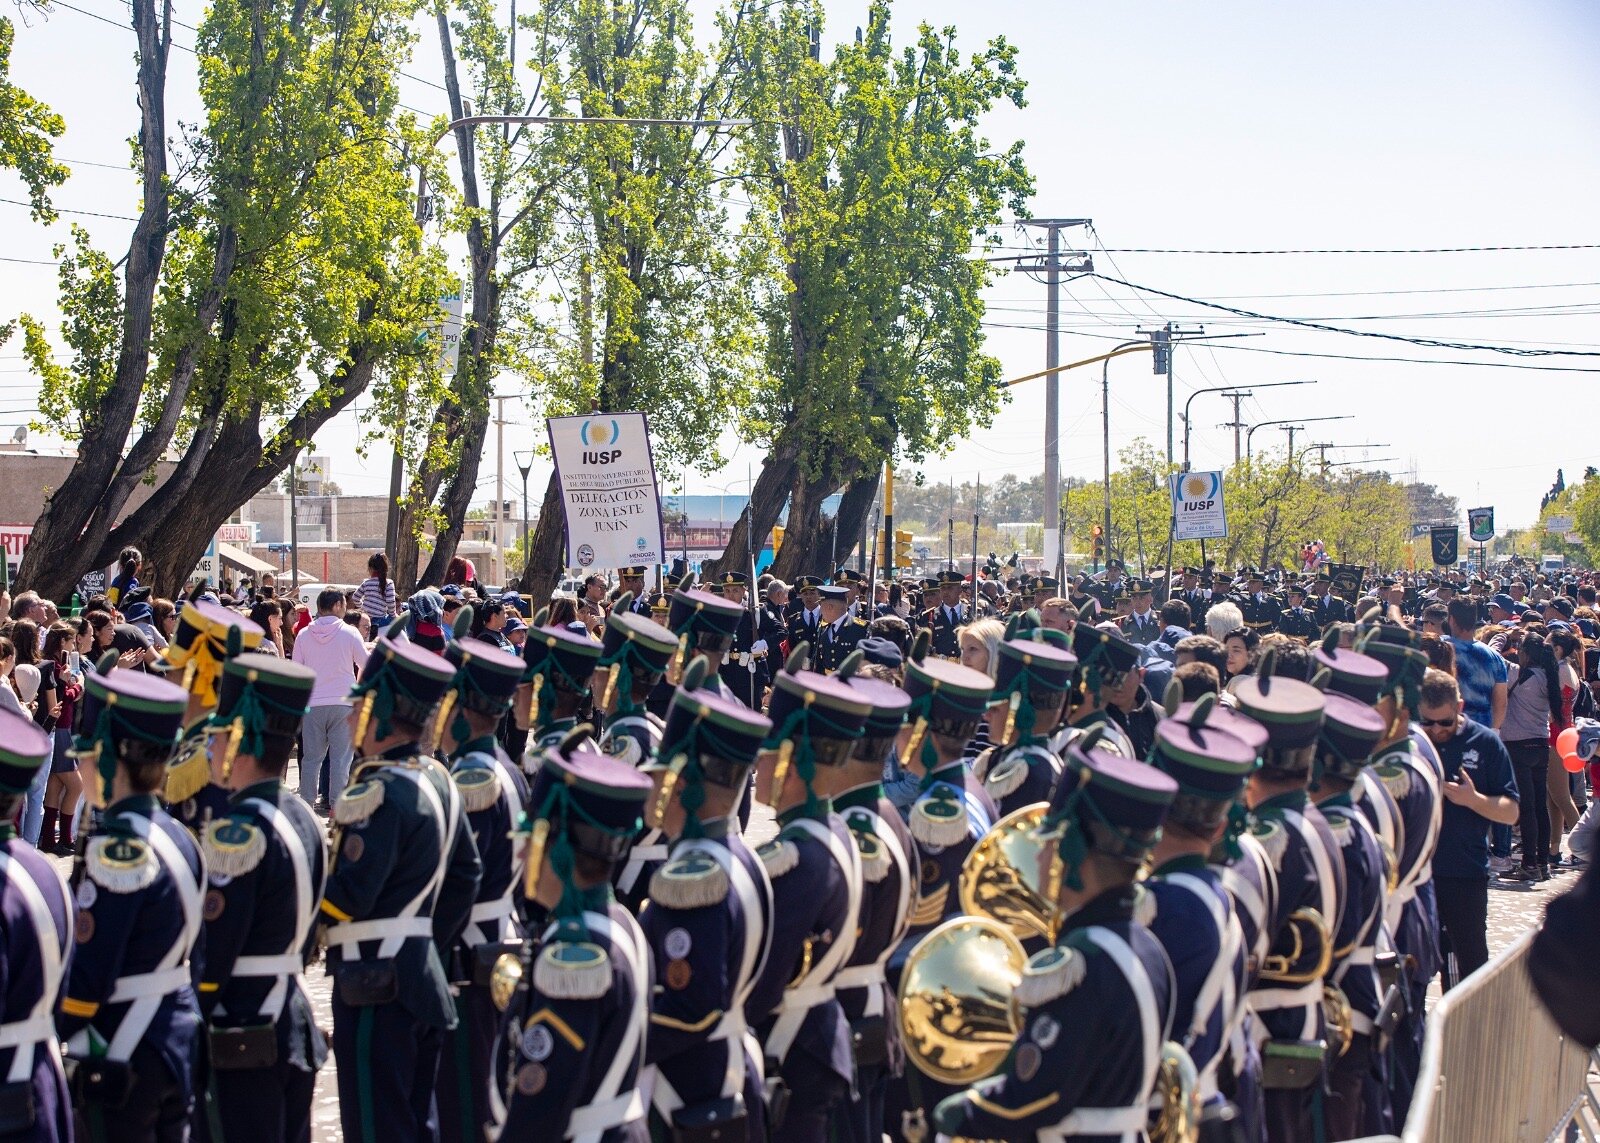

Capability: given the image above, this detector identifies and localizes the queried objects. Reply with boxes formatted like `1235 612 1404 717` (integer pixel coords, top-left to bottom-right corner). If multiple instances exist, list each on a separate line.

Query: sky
3 0 1599 531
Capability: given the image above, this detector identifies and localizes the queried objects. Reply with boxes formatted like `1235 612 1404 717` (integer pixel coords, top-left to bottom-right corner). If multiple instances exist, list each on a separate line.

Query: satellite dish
10 426 25 445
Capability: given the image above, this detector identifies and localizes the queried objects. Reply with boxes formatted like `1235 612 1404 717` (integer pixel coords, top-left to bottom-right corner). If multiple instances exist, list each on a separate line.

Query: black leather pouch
0 1080 35 1132
851 1015 888 1068
70 1058 136 1109
209 1021 279 1070
763 1075 790 1133
471 939 522 988
1260 1039 1325 1090
670 1094 747 1142
334 959 400 1006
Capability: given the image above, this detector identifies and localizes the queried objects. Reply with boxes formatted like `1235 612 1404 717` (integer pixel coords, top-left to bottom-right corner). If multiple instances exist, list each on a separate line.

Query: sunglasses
1418 717 1457 728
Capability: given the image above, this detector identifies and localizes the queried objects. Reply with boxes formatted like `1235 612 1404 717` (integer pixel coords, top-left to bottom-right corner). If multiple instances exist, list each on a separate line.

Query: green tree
0 14 67 223
709 0 1031 582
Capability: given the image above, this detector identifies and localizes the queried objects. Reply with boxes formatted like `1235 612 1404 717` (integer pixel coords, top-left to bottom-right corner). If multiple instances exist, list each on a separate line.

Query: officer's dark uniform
639 672 774 1141
644 586 744 721
518 618 604 773
1118 580 1162 646
1278 590 1322 641
714 572 770 708
1311 577 1353 627
785 576 825 651
1145 698 1256 1130
1239 573 1279 634
813 586 868 675
60 668 206 1142
931 746 1179 1141
191 654 327 1143
831 675 916 1143
433 634 531 1143
0 711 75 1143
973 633 1077 817
161 601 265 834
496 740 654 1140
319 637 483 1143
616 567 653 616
748 665 867 1142
920 572 969 659
1312 694 1392 1139
885 658 998 1136
1233 674 1346 1143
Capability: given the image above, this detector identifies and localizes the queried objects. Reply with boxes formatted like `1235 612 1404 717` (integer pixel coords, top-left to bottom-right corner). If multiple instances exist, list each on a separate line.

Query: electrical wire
1089 243 1600 255
0 197 138 221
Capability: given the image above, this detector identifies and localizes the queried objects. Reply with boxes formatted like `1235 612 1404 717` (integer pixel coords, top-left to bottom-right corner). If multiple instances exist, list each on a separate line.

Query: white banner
1546 515 1574 533
547 412 666 569
1170 470 1228 541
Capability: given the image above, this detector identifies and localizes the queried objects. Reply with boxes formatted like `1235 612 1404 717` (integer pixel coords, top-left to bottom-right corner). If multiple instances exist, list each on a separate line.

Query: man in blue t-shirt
1445 598 1508 728
1419 669 1520 988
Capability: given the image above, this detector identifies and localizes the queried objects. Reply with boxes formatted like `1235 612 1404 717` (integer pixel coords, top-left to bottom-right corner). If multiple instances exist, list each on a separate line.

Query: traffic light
1092 524 1104 560
894 529 913 568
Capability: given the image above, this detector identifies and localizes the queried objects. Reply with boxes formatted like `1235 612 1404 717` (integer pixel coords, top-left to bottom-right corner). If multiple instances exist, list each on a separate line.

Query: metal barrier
1403 930 1600 1143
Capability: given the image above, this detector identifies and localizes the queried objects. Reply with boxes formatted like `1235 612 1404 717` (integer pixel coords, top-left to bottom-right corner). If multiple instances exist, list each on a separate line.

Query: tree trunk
769 468 836 583
702 427 802 583
518 472 566 605
830 467 880 575
14 0 170 602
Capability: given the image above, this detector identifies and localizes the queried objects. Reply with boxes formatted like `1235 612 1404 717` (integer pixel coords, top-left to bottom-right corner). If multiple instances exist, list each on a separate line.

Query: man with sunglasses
1417 669 1519 989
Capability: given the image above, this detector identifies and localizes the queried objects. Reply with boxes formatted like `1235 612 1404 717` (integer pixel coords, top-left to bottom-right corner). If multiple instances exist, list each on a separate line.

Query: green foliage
0 16 67 222
25 226 122 433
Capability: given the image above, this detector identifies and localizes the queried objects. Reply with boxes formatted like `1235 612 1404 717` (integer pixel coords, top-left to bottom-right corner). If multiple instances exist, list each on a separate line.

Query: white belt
109 967 190 1003
1350 1011 1377 1037
470 897 515 925
1391 881 1418 910
1054 1105 1148 1134
0 1014 55 1050
832 964 886 992
232 954 302 977
629 845 669 864
776 981 836 1015
1345 947 1376 967
327 917 433 947
1249 982 1322 1012
566 1087 644 1139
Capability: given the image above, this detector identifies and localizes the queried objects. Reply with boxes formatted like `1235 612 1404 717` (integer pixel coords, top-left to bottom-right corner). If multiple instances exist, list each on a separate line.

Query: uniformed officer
435 629 530 1143
593 601 679 913
786 576 825 649
644 582 745 719
1234 669 1346 1143
884 657 997 1136
60 666 206 1140
1312 634 1406 884
1271 585 1314 641
638 658 774 1140
193 653 328 1143
1144 695 1255 1134
517 613 603 766
747 656 869 1141
0 710 75 1142
833 567 866 616
832 668 916 1143
1056 622 1140 758
813 585 868 674
616 567 652 615
319 633 483 1143
1312 572 1352 627
161 600 265 833
1239 570 1279 634
717 571 771 707
972 630 1077 816
921 571 968 659
931 745 1179 1141
1307 692 1391 1139
1348 622 1438 1124
1119 578 1162 645
496 738 654 1139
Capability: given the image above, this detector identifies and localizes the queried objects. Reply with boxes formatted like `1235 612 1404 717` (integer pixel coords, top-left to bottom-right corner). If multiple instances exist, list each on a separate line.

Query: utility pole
1219 390 1254 465
1284 425 1302 460
1017 218 1092 579
493 395 511 587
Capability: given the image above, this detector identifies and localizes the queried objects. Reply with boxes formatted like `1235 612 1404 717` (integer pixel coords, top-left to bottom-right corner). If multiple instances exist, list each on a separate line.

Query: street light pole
1244 415 1351 463
514 449 533 586
1182 380 1315 471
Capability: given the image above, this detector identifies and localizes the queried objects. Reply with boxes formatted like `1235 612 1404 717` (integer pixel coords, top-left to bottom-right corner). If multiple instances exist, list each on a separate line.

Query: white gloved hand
750 639 768 655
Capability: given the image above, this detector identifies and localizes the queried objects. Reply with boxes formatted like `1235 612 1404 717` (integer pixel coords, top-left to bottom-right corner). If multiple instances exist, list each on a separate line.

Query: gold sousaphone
959 802 1056 944
897 915 1027 1085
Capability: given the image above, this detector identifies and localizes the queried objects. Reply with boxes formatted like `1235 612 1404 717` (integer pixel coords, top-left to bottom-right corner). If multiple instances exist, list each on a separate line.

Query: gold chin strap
430 690 459 754
902 716 930 774
221 721 243 785
766 740 794 809
1002 692 1021 745
352 692 376 752
1043 849 1064 943
650 753 687 829
528 674 544 732
667 636 688 686
598 663 621 713
522 817 552 902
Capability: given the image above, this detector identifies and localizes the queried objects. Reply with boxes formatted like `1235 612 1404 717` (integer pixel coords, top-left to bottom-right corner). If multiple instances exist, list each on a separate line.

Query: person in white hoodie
291 586 369 809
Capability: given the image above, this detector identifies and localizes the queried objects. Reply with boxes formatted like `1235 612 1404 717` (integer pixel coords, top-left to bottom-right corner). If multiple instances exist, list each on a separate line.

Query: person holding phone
39 621 85 856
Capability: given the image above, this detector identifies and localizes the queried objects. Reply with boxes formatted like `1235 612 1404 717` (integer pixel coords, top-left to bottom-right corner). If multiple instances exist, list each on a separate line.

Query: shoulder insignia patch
1251 819 1289 869
649 850 729 909
333 779 385 825
533 941 612 1000
451 765 501 814
202 817 267 877
983 757 1029 802
758 839 800 879
855 832 890 882
1016 945 1085 1008
909 786 969 848
1377 764 1412 801
86 835 159 894
600 730 644 769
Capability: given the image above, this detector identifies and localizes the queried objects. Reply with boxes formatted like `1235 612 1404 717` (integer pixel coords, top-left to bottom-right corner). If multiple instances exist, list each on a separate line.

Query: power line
0 196 138 221
1090 243 1600 255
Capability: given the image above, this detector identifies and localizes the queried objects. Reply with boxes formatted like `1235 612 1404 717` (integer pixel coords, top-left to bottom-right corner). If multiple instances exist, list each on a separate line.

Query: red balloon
1556 727 1580 758
1563 751 1586 774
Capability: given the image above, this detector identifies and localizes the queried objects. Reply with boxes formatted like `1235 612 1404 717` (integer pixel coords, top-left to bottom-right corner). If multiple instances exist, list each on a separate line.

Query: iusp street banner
1169 470 1228 541
1468 507 1495 544
1431 526 1459 566
547 413 666 570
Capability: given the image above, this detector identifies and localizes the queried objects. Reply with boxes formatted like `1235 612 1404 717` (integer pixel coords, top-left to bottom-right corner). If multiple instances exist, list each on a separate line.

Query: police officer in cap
1119 578 1161 646
0 710 75 1142
786 576 825 649
616 567 652 614
1234 666 1346 1143
434 621 531 1143
1278 584 1321 641
813 585 868 675
1311 571 1351 627
1238 570 1278 634
318 629 482 1143
932 744 1179 1141
747 650 868 1141
921 571 968 659
192 653 328 1142
833 654 917 1143
517 613 604 766
973 627 1077 816
645 580 745 719
497 733 653 1139
60 665 206 1139
161 600 265 833
718 571 771 708
639 658 775 1140
1144 694 1255 1139
1307 692 1391 1138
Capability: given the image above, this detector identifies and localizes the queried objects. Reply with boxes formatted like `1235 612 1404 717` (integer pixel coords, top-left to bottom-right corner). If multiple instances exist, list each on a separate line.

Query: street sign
1169 470 1228 541
547 412 667 569
1546 515 1574 533
1468 507 1495 543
